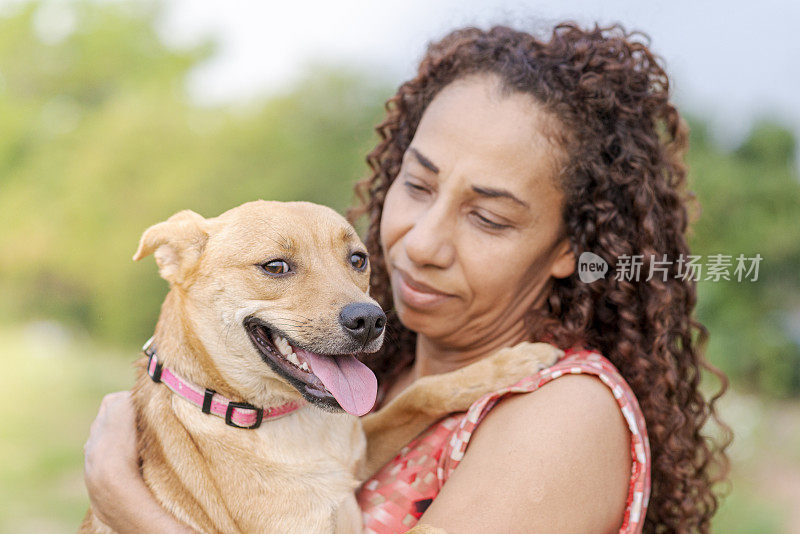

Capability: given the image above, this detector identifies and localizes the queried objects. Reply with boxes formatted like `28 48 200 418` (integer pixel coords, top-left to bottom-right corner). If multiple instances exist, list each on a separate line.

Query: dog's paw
381 342 564 418
483 341 563 382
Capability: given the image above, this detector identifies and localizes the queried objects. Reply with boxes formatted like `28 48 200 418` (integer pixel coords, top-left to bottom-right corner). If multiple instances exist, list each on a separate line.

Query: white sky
154 0 800 151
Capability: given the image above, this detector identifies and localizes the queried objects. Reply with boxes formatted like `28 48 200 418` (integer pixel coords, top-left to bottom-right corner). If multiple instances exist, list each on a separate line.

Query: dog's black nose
339 303 386 345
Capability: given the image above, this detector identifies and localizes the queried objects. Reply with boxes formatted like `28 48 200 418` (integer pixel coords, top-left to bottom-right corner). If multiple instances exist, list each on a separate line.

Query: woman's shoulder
435 347 651 532
357 347 651 533
443 348 648 459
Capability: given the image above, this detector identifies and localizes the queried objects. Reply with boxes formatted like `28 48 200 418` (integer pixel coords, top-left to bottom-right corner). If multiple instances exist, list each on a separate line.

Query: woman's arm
414 374 631 534
83 391 196 534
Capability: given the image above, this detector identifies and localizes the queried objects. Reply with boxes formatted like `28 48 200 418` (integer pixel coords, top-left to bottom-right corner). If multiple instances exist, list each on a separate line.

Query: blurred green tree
686 116 800 396
0 1 390 346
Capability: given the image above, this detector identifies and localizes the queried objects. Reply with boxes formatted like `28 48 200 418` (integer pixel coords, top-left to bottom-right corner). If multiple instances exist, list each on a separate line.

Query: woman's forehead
408 75 565 198
418 74 561 148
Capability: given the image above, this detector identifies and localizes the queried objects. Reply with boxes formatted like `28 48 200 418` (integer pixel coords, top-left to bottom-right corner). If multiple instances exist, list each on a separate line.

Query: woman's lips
393 267 453 309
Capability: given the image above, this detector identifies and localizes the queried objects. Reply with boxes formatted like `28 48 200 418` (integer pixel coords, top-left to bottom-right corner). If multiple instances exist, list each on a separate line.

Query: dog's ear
133 210 208 285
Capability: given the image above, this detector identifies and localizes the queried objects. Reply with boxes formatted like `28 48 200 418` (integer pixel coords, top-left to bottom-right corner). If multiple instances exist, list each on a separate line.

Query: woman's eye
403 180 429 195
473 213 511 230
260 260 291 275
350 252 368 271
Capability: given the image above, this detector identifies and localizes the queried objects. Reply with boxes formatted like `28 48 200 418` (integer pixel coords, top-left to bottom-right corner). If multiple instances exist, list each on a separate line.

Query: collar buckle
225 401 264 429
147 351 163 383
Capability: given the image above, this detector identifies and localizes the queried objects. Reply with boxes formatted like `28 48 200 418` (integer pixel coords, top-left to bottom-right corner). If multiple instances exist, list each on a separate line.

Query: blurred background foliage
0 1 798 532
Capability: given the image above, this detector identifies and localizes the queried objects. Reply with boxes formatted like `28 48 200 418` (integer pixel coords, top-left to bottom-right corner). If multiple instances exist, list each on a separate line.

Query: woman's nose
403 202 455 269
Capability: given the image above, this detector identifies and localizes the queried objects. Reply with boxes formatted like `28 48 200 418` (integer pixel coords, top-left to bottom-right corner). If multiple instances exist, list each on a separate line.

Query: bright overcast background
151 0 800 152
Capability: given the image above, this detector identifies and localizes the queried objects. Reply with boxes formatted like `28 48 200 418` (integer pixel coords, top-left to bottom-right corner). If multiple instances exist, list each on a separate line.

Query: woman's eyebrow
408 147 440 174
471 185 530 208
408 147 528 208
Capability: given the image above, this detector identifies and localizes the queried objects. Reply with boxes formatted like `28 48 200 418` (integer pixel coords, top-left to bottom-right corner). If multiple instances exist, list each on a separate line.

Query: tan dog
80 200 562 533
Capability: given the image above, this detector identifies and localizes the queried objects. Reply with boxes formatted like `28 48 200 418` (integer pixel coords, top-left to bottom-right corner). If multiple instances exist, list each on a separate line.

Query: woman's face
380 73 575 350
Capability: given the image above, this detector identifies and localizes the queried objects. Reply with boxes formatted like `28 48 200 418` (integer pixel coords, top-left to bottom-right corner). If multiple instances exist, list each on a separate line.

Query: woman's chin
394 301 445 336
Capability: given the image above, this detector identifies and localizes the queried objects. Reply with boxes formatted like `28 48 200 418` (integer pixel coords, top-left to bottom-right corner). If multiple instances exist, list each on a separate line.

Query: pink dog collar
142 337 307 429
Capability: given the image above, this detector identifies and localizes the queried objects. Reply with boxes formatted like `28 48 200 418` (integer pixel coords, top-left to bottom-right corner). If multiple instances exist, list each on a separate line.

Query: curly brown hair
347 21 731 533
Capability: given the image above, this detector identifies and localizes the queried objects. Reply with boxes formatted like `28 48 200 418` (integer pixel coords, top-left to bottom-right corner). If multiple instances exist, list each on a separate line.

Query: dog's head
133 200 383 416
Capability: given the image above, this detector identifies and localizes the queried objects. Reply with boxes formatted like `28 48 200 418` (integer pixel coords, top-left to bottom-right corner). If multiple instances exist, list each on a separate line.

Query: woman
83 22 731 533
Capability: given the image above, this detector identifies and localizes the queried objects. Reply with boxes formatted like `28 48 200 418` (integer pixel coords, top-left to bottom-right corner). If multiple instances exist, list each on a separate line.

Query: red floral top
356 347 651 533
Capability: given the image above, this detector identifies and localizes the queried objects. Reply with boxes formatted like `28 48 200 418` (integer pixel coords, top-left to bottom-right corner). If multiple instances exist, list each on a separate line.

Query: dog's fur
81 200 562 533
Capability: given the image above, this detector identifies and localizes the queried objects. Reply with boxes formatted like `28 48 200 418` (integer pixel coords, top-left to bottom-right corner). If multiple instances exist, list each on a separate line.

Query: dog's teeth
271 333 293 356
265 331 308 371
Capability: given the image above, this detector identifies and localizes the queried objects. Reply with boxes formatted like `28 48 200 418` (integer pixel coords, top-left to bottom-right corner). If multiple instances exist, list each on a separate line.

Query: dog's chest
172 400 366 531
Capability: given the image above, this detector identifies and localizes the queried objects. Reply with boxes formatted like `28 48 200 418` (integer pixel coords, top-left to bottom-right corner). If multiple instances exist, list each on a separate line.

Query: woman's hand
83 391 195 533
84 391 140 520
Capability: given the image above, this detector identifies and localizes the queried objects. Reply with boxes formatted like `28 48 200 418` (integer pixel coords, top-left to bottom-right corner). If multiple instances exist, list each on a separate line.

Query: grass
0 322 797 533
0 323 134 533
713 391 800 533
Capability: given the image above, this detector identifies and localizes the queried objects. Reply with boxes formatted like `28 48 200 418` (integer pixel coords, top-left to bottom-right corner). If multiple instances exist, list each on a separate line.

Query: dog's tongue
295 348 377 416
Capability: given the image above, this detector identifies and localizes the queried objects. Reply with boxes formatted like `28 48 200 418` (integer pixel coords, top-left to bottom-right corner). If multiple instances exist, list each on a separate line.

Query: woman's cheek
380 198 399 261
464 242 522 303
380 181 410 255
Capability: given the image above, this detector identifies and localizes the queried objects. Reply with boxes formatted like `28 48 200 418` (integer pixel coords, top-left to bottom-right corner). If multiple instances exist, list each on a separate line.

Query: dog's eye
350 252 368 271
261 260 291 275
